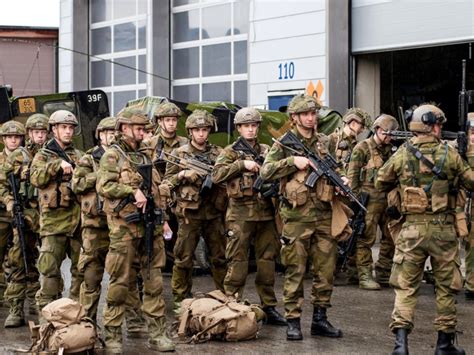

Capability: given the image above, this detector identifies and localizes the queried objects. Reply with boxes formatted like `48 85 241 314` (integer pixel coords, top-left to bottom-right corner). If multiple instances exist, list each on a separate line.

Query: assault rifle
162 151 214 195
274 131 367 212
44 139 76 169
124 164 163 279
152 137 167 175
232 137 279 198
8 173 29 277
383 130 460 141
338 192 369 271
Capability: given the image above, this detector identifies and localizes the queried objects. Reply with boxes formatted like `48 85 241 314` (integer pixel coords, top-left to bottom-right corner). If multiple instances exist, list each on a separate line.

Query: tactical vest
359 138 390 190
79 146 106 221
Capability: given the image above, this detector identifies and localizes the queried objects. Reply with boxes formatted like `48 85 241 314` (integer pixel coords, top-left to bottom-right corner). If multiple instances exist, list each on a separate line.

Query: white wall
248 0 327 108
58 0 73 92
352 0 474 53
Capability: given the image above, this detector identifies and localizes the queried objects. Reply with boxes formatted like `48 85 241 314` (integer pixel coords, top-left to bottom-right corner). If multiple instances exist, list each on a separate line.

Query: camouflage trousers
103 217 166 328
357 199 394 271
35 233 83 312
4 227 40 310
465 226 474 292
172 216 227 302
0 221 13 302
390 216 463 333
224 219 279 306
281 213 337 319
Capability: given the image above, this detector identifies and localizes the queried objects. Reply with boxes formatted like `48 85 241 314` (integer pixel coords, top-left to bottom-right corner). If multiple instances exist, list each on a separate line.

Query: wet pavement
1 258 473 354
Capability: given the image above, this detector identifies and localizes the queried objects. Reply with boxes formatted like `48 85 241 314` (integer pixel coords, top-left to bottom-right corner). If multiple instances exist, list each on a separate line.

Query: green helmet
115 108 149 130
234 107 262 125
185 109 216 130
287 94 321 114
95 117 117 139
373 114 399 132
342 107 371 128
154 102 182 118
0 120 26 136
48 110 78 128
408 104 446 133
26 113 49 131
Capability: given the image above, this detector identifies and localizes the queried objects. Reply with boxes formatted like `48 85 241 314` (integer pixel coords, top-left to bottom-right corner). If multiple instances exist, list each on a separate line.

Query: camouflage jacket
163 142 225 220
30 139 83 237
0 143 40 230
328 128 358 173
347 136 394 201
375 135 474 215
260 127 336 222
212 139 274 221
97 134 167 239
0 148 13 223
71 145 107 229
145 132 188 177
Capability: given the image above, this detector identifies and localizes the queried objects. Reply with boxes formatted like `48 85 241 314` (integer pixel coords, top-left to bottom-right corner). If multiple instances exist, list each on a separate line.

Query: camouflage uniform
97 108 173 352
375 104 474 354
0 148 13 305
464 117 474 299
347 114 399 289
163 110 227 307
212 107 284 324
30 111 83 314
261 94 347 340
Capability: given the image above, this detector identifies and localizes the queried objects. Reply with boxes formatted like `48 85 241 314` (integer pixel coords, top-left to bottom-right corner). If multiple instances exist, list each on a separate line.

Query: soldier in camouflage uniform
163 109 227 313
261 94 347 341
0 121 28 310
71 117 116 322
146 102 188 178
464 113 474 300
0 115 48 327
97 108 174 353
347 114 399 290
212 107 286 326
30 110 83 317
376 104 474 355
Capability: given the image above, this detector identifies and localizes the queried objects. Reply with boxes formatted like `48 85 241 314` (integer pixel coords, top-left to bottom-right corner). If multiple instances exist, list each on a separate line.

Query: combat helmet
25 113 49 131
48 110 78 132
0 121 26 136
185 109 216 130
154 102 182 118
343 107 371 128
95 117 117 139
287 94 321 115
234 107 262 125
373 114 399 132
408 104 446 133
115 107 149 130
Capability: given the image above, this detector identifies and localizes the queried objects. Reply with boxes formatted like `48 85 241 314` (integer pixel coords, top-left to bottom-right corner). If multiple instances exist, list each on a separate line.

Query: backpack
27 298 99 354
178 290 263 343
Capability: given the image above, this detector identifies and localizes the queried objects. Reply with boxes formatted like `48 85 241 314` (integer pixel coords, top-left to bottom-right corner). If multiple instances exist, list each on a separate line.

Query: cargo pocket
105 244 127 278
81 193 97 216
449 258 463 292
389 252 404 289
39 185 58 210
280 235 298 267
37 242 58 277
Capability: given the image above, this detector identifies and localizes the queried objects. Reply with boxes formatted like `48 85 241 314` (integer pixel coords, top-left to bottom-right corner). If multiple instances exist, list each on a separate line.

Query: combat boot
465 289 474 300
173 300 182 317
286 318 303 340
375 266 391 287
358 266 381 290
434 331 465 355
126 308 147 338
346 266 359 285
310 306 343 338
392 328 409 355
4 299 25 328
147 317 175 352
263 306 287 326
104 326 122 354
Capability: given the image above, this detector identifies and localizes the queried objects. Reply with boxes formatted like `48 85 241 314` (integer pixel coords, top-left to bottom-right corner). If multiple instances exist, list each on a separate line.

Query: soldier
30 110 83 317
0 115 48 327
144 120 156 141
147 102 188 177
212 107 286 326
0 121 28 310
163 109 227 314
464 113 474 300
97 108 174 353
347 114 399 290
261 94 347 341
375 104 474 355
71 117 116 322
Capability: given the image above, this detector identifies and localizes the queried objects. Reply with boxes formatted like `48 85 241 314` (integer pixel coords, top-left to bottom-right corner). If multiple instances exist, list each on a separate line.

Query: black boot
310 307 343 338
392 328 409 355
434 331 465 355
286 318 303 340
263 306 287 326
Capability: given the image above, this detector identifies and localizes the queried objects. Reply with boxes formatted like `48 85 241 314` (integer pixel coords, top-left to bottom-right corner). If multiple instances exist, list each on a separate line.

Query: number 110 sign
278 61 295 80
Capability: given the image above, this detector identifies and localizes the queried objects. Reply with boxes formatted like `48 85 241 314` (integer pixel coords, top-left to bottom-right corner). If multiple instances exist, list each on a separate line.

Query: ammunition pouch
315 178 334 203
177 185 200 211
38 184 59 210
80 192 101 216
401 186 428 213
226 173 255 199
284 171 309 207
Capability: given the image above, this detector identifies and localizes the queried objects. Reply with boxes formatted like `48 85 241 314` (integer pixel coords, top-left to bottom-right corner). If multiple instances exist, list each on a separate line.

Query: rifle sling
406 142 448 181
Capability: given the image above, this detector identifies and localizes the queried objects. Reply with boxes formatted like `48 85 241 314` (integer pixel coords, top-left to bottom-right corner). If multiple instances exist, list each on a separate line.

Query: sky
0 0 60 28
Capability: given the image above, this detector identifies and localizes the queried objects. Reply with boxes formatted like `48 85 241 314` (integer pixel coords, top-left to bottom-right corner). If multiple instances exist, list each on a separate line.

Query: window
114 22 136 52
91 27 111 55
173 47 199 79
173 85 199 102
91 0 112 24
91 61 111 87
113 57 136 86
173 10 199 43
202 82 231 102
202 43 231 76
202 4 231 39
